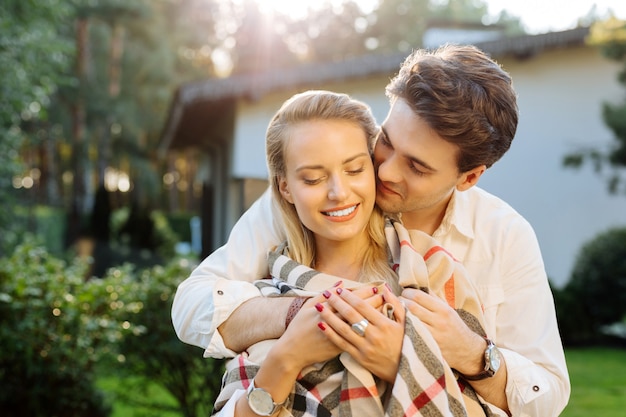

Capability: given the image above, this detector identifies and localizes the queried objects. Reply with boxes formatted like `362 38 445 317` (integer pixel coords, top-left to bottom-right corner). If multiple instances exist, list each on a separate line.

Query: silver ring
350 318 369 337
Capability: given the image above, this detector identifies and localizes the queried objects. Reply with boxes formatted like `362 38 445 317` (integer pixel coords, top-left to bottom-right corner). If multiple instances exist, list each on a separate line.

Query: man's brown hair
386 44 519 172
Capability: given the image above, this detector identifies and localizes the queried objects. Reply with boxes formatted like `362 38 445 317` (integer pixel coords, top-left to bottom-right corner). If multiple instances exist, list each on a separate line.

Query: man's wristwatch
461 338 502 381
246 378 285 416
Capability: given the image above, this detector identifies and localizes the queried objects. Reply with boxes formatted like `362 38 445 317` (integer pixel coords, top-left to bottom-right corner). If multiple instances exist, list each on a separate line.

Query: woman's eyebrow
295 152 370 172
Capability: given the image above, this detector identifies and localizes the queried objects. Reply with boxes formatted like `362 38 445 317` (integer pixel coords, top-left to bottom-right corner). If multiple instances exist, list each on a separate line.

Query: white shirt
171 186 570 417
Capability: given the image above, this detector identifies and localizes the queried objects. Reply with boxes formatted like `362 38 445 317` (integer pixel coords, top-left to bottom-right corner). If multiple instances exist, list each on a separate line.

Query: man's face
373 98 468 228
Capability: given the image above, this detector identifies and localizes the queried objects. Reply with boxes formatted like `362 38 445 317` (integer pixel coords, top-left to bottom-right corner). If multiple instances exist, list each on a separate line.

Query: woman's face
278 119 376 247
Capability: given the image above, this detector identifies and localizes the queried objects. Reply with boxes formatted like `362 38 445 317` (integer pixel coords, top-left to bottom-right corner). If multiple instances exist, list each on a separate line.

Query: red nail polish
317 322 326 331
372 286 379 294
336 287 343 295
333 280 343 287
315 302 323 312
323 290 331 299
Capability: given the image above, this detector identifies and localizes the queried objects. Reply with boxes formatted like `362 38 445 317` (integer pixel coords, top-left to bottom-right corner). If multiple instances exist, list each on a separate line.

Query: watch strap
460 367 496 381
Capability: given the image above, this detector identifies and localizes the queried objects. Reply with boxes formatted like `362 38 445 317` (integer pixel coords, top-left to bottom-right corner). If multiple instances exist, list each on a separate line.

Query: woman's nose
328 176 348 201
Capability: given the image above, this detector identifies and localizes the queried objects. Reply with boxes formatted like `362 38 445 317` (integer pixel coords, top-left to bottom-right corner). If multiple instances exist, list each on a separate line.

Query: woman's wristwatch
460 338 502 381
246 378 286 416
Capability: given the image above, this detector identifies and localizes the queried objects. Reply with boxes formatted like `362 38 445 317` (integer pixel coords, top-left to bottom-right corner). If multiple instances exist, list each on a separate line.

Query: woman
212 91 491 417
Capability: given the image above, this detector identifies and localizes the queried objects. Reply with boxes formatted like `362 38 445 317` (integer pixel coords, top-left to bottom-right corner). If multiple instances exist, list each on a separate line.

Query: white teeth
325 205 357 217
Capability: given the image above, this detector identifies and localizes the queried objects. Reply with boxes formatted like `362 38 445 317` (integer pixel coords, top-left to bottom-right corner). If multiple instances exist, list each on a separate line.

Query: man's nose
376 153 400 184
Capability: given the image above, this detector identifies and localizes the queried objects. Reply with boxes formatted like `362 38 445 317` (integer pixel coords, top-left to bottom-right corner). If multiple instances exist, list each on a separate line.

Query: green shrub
0 237 123 417
109 259 225 417
0 237 223 417
556 226 626 345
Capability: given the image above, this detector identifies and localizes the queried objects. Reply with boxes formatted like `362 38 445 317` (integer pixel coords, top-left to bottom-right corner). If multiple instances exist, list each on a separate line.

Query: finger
381 284 406 324
400 294 429 313
318 302 367 346
402 287 445 312
330 286 384 325
317 319 360 356
349 283 383 300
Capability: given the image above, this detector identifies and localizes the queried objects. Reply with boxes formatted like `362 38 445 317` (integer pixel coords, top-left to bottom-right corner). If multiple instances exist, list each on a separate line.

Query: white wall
231 78 390 179
231 45 626 288
479 46 626 287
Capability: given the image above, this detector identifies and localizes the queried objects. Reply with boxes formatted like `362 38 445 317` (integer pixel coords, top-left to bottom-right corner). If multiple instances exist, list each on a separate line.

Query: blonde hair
266 90 395 284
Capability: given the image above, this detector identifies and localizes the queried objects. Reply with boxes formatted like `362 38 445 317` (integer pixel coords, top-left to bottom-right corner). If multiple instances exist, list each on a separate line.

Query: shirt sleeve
171 189 286 358
494 216 570 416
212 389 246 417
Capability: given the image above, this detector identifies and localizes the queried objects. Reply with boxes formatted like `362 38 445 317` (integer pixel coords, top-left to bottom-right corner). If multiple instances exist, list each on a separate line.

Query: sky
483 0 626 33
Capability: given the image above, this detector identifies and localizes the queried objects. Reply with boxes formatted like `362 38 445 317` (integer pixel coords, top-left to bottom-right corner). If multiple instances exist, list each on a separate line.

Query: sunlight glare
254 0 379 19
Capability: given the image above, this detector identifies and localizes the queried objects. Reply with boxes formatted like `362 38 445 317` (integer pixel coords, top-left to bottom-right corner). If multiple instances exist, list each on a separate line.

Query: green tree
0 0 73 254
431 0 523 32
351 0 431 53
564 17 626 195
40 0 219 246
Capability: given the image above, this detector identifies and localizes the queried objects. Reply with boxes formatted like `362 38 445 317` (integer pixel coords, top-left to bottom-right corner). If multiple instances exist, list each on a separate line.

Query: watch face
487 345 501 372
248 388 275 416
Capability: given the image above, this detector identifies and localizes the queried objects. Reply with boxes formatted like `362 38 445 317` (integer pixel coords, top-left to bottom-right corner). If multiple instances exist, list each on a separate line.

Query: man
172 44 570 416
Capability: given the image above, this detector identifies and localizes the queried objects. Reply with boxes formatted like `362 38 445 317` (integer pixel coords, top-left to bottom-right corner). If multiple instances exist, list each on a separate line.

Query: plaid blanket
212 220 497 417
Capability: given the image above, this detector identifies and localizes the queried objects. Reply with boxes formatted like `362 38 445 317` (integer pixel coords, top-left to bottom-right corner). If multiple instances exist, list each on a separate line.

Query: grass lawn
560 346 626 417
97 374 183 417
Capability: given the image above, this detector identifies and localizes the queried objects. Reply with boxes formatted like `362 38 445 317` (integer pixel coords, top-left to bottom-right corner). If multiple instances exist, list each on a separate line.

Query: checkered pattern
211 220 499 416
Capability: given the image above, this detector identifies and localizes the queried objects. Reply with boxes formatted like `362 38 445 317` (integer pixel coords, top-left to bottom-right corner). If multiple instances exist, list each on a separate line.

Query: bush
0 237 121 417
0 237 223 417
109 260 225 417
556 226 626 345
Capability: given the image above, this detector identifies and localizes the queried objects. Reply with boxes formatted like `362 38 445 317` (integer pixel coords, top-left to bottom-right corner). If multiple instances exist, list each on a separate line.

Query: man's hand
400 287 485 373
274 294 344 367
401 287 510 413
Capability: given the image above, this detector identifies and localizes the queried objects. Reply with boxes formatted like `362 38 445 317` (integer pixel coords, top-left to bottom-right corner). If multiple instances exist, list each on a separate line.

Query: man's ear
278 177 294 204
456 165 486 191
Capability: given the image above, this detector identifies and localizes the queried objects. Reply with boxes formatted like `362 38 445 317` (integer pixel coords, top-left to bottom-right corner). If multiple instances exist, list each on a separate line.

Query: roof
160 26 590 152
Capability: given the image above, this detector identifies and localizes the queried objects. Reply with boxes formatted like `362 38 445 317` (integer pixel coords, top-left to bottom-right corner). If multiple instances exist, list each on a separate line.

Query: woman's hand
315 283 406 382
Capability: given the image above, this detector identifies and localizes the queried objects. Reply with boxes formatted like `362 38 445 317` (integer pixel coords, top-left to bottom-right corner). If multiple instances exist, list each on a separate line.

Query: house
159 27 626 287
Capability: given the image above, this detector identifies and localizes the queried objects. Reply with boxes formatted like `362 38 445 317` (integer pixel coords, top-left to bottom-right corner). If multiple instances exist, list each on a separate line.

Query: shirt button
217 290 224 295
533 385 540 392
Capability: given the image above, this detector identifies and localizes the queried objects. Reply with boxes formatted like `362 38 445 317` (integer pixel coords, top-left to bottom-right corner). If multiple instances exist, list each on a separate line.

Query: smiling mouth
322 204 358 217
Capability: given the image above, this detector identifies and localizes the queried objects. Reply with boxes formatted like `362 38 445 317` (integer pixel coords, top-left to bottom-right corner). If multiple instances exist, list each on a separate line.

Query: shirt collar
433 188 474 240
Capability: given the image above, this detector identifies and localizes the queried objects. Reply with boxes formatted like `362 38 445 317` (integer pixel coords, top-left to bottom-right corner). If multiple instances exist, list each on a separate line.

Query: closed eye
408 163 426 176
347 167 365 175
303 177 323 185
